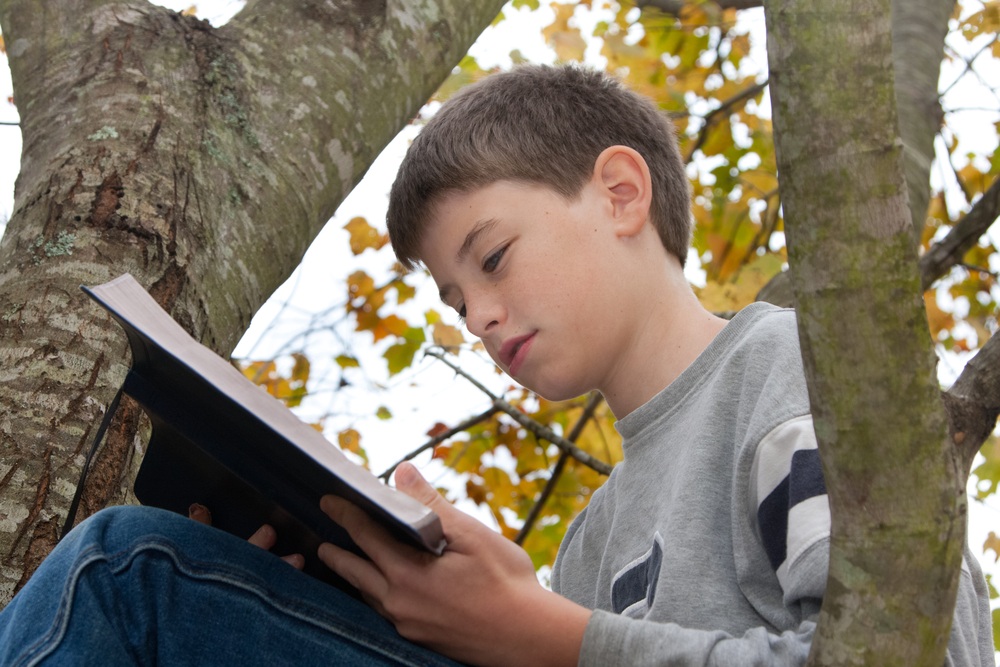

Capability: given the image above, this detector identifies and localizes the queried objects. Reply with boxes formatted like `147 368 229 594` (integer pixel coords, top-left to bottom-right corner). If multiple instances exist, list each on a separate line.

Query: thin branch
956 262 997 279
943 329 1000 472
496 396 613 474
515 392 605 545
425 347 499 399
683 79 768 163
939 37 997 100
425 348 615 475
0 121 19 126
920 175 1000 290
378 406 500 481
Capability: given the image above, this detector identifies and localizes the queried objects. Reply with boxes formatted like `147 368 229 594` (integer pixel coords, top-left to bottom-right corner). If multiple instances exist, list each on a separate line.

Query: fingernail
282 554 305 570
251 524 273 540
188 503 211 520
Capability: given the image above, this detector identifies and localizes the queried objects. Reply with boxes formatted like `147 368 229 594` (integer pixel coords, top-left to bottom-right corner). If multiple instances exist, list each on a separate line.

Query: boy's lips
499 332 536 376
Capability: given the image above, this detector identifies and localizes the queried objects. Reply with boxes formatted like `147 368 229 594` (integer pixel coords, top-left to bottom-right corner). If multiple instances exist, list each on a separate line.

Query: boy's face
417 180 635 401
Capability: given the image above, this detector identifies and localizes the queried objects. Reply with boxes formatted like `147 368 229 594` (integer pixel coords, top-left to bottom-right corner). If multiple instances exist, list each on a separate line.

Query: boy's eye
482 245 508 273
457 304 467 322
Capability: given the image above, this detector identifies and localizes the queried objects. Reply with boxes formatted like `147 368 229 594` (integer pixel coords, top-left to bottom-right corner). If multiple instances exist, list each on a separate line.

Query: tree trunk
892 0 954 241
0 0 505 605
756 0 955 305
764 0 965 664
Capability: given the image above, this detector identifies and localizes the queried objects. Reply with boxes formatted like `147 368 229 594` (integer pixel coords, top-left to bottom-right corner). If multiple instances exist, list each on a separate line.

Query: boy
0 65 992 666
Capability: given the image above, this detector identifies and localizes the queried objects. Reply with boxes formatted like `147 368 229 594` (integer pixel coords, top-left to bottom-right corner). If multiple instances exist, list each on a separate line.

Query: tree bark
0 0 505 605
892 0 954 241
765 0 965 664
757 0 956 303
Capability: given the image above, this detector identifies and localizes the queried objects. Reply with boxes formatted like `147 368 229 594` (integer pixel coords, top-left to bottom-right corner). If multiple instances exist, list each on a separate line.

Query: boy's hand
317 463 590 667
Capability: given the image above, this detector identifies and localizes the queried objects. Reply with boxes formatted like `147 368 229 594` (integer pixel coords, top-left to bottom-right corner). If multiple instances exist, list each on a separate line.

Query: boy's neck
599 261 729 419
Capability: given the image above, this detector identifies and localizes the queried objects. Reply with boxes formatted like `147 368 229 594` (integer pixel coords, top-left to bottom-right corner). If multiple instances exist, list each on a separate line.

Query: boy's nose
464 294 503 338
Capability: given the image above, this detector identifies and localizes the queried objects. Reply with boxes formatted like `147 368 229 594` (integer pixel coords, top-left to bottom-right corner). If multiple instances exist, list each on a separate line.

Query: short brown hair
387 65 691 269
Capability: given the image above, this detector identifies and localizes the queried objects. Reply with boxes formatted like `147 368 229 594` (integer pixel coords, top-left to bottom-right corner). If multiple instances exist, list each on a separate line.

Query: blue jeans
0 506 463 666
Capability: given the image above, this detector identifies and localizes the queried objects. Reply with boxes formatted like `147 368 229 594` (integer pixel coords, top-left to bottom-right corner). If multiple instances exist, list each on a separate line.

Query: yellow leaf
961 3 1000 39
740 169 778 196
343 216 388 255
241 360 276 387
542 3 587 62
985 531 1000 562
432 322 465 350
728 33 751 61
700 116 733 157
697 253 785 312
338 428 368 464
347 270 375 300
957 163 992 200
924 292 955 339
381 314 410 338
290 353 310 384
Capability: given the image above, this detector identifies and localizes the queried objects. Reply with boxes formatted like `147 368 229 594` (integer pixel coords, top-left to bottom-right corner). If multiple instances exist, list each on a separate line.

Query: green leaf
384 338 422 375
335 354 360 369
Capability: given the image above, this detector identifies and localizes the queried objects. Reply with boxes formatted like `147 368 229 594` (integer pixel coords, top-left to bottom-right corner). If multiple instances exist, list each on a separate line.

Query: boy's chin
519 381 590 404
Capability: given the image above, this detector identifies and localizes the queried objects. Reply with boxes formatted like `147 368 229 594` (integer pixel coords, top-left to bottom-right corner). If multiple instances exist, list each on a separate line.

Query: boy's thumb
394 462 448 511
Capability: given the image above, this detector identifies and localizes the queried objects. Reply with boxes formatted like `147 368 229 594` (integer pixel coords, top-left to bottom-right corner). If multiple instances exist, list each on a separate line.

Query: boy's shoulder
717 301 801 360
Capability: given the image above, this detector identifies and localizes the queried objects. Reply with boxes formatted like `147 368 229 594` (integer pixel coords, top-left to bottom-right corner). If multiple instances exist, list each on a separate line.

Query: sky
1 0 999 602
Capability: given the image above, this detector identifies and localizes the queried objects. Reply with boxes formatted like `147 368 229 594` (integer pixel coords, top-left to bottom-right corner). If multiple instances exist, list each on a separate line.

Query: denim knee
60 504 182 554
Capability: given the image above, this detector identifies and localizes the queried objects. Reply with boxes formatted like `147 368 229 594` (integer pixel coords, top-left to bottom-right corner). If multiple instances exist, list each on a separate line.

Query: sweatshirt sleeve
575 415 994 667
578 609 816 667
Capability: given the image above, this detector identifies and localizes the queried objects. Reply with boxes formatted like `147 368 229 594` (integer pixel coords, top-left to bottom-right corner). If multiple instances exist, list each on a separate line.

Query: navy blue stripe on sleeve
757 448 826 572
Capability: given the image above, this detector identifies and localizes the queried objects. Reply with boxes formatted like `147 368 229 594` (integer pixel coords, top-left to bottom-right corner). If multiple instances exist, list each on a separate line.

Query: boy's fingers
318 542 388 600
320 495 399 558
393 462 450 513
281 553 305 570
394 462 473 535
188 503 212 525
248 523 278 550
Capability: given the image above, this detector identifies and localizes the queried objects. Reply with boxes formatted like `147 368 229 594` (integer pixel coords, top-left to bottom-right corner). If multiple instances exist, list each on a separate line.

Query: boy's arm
317 462 591 667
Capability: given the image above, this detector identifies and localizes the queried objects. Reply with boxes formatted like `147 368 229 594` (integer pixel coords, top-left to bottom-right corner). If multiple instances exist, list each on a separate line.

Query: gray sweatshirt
551 303 993 666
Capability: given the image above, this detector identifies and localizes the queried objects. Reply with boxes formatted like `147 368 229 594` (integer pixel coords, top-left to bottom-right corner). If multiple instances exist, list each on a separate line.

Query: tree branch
378 406 500 481
944 331 1000 472
682 80 768 163
920 175 1000 289
515 392 605 545
757 175 1000 308
425 349 614 476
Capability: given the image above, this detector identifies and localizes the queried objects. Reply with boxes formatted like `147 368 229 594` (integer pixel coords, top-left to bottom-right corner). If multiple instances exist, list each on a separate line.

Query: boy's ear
593 145 653 238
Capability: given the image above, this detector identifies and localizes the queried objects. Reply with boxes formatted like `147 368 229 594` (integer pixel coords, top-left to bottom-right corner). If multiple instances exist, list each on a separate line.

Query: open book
83 274 445 589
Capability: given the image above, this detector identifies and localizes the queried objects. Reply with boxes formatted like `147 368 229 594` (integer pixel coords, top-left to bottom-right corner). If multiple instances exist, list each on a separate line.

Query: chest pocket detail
610 532 664 618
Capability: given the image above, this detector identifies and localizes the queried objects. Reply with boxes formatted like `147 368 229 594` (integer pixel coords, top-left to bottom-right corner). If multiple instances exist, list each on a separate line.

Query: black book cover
83 274 445 589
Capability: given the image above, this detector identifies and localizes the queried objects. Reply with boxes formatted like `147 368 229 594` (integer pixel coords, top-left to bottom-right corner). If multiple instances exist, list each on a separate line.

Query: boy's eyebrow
456 218 500 264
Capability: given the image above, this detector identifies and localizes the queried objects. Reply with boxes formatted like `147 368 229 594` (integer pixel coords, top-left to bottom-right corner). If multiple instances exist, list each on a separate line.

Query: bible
82 273 446 588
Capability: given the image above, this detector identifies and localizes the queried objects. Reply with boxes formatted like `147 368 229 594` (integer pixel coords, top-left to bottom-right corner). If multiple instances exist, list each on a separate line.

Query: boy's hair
386 64 691 270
